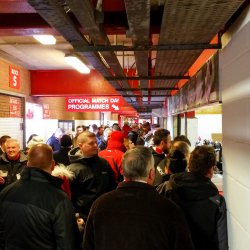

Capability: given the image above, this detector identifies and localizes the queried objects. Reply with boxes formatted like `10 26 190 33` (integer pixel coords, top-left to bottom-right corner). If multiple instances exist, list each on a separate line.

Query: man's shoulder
91 185 179 214
97 156 110 166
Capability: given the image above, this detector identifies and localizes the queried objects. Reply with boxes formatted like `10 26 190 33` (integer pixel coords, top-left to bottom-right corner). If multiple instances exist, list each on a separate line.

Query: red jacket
98 131 126 183
122 125 131 139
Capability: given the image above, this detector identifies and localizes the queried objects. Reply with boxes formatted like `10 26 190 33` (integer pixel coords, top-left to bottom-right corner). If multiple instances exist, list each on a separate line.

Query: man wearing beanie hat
53 135 72 166
98 131 126 183
26 136 45 153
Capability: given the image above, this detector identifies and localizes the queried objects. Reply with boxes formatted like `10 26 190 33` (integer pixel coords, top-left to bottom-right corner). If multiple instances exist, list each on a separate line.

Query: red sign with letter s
9 66 20 89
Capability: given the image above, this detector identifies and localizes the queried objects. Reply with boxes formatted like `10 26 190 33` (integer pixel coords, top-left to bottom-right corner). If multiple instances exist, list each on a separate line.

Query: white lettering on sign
44 104 49 109
92 98 108 103
68 99 90 104
11 69 19 76
110 98 120 103
68 104 109 110
10 99 18 104
13 76 17 86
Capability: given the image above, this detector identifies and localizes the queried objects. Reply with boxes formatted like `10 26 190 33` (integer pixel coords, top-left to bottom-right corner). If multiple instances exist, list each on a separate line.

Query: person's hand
77 218 85 226
75 213 85 233
0 177 5 185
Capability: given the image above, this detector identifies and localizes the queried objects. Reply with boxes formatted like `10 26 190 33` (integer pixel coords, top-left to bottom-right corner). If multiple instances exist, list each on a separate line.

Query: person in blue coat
46 128 63 152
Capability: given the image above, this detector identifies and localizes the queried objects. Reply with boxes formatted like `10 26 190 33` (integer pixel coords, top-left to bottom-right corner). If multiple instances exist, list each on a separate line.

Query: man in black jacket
150 129 172 186
157 146 228 250
53 134 72 165
128 123 139 145
0 144 81 250
69 131 117 220
83 146 194 250
0 138 27 192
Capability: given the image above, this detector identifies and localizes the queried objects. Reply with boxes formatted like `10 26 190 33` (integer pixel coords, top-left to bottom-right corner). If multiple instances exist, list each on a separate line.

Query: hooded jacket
0 167 81 250
98 131 125 183
149 147 165 186
157 172 228 250
68 147 117 220
52 164 75 199
122 125 131 139
0 151 27 192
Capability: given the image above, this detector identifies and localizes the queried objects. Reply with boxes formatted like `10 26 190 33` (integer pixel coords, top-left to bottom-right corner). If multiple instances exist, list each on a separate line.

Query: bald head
28 144 54 173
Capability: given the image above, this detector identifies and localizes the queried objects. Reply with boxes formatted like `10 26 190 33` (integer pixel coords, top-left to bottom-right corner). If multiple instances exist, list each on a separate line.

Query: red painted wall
30 69 139 116
30 69 120 96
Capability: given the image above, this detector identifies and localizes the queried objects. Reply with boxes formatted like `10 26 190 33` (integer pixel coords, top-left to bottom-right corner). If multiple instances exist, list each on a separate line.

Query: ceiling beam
65 0 135 103
75 43 222 52
108 76 189 81
124 95 171 97
124 0 151 101
128 101 166 103
116 87 178 91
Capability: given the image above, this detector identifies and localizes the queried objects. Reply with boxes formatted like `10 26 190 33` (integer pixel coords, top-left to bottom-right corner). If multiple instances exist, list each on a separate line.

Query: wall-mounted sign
10 97 21 117
169 51 219 115
43 104 49 119
9 66 20 89
66 97 123 112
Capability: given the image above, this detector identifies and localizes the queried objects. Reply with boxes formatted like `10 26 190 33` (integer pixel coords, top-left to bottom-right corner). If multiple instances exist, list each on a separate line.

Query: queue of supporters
0 121 228 250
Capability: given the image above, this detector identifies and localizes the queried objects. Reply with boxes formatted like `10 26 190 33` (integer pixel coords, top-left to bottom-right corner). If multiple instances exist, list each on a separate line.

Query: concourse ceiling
0 0 247 117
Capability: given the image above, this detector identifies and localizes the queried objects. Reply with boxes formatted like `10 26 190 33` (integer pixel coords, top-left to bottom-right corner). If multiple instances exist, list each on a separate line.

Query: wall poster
169 51 219 115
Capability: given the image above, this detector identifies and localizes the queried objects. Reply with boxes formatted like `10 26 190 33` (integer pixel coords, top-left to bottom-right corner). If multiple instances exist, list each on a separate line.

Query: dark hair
173 135 191 147
27 134 38 144
189 146 216 176
60 135 72 147
151 124 160 130
142 123 150 128
0 135 11 146
153 129 170 146
165 150 187 174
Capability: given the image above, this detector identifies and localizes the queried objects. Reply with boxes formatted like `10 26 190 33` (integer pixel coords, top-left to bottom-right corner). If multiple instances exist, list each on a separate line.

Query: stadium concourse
0 0 250 249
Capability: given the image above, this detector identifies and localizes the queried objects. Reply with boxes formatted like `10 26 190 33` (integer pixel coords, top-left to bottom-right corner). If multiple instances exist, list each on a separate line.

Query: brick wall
0 58 99 120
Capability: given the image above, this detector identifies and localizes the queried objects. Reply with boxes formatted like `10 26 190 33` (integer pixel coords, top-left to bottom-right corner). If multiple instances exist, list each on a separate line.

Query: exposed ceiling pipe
95 0 104 24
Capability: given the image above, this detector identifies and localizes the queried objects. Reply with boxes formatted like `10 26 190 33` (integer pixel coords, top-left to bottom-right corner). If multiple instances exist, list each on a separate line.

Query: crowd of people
0 121 228 250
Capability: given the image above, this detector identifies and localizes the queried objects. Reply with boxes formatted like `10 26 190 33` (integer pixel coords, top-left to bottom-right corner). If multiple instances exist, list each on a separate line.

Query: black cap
60 135 72 147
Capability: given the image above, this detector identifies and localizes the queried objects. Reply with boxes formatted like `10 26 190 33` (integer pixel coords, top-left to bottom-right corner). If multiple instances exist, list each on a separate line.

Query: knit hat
110 131 124 143
107 131 126 152
27 136 45 149
61 134 73 147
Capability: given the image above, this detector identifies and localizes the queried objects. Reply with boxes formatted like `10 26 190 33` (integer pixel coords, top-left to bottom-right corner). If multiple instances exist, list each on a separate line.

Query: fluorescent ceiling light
33 35 56 44
64 56 90 73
